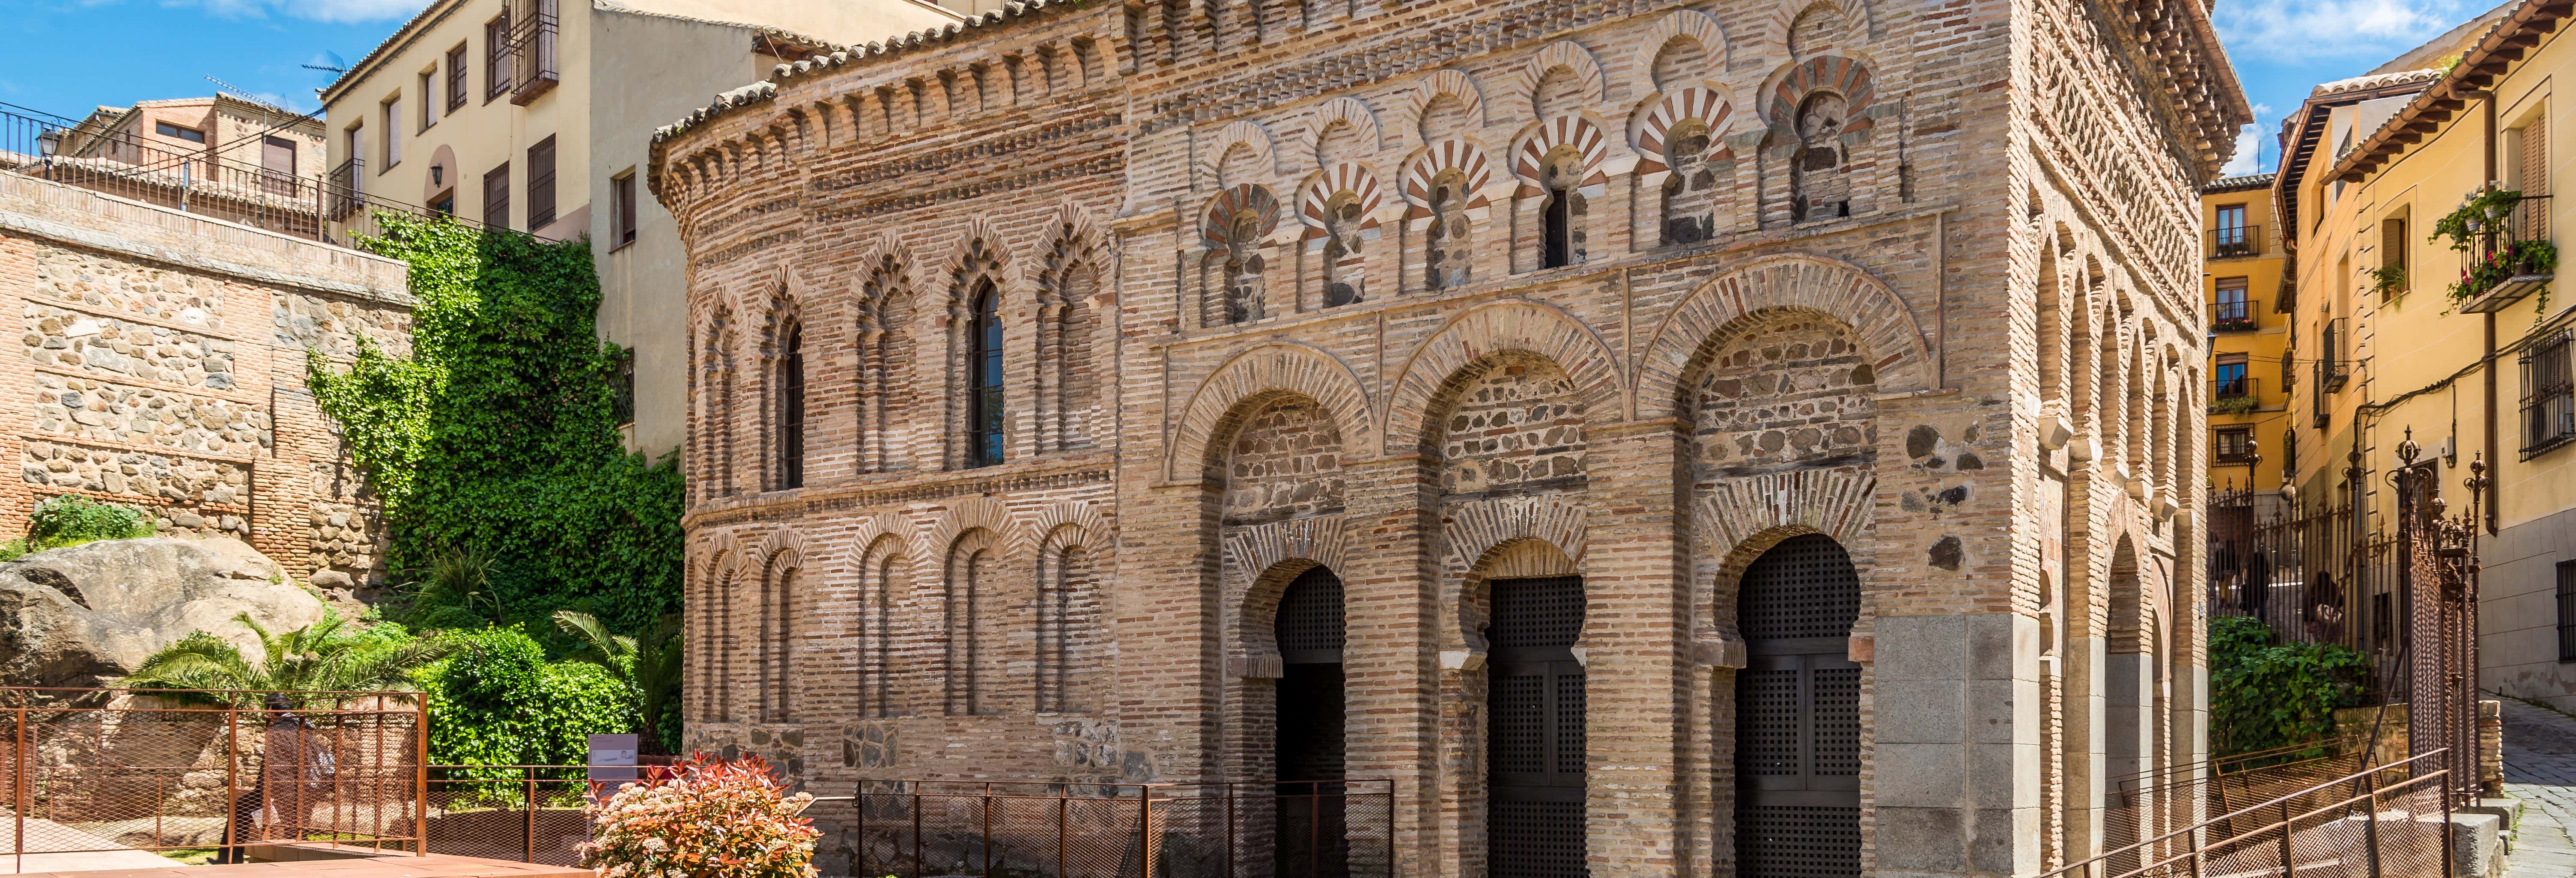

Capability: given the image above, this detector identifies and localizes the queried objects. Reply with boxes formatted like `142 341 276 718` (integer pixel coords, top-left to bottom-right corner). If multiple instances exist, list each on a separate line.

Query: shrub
582 754 818 878
2209 615 2370 758
2 495 156 560
415 625 635 767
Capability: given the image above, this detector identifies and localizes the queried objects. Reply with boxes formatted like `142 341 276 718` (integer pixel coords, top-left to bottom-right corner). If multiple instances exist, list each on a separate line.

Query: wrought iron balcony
2208 225 2262 259
2454 193 2553 313
2210 377 2259 415
2210 297 2259 333
509 8 560 106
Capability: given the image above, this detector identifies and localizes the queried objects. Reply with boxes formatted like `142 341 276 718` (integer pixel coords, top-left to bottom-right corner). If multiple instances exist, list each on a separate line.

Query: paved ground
2502 697 2576 878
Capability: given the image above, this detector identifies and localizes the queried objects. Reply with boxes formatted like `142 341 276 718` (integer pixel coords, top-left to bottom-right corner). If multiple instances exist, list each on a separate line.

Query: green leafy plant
401 546 507 629
306 215 682 643
554 610 683 754
1 495 157 560
121 610 455 706
581 754 819 878
2431 188 2525 250
2367 265 2407 298
414 625 635 767
2209 395 2261 416
2209 615 2371 758
2431 188 2558 307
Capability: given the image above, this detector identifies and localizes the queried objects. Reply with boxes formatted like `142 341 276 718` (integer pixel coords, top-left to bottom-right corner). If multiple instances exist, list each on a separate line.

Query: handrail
2040 748 2451 878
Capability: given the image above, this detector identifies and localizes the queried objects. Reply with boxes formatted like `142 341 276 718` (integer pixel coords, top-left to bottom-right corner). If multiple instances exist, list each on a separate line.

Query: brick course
648 0 2245 874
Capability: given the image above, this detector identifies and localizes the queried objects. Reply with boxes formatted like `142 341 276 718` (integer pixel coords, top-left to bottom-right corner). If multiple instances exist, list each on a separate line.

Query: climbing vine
308 216 683 643
2209 615 2370 758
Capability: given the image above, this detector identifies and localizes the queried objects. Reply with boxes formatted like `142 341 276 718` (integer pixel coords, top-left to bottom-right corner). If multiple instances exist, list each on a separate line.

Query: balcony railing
1 101 528 250
2211 377 2260 415
510 6 560 105
2210 297 2259 332
2454 192 2553 313
2209 225 2263 258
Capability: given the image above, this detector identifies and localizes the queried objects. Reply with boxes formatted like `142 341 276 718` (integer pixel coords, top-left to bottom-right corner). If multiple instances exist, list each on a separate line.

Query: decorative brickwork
0 171 409 601
649 0 2245 874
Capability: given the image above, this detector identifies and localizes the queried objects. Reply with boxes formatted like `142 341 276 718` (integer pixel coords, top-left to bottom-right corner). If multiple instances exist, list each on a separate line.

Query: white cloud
164 0 427 23
2219 104 2277 176
2215 0 2479 63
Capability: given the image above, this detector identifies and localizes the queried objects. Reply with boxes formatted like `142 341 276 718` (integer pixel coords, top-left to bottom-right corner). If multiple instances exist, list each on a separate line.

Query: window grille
1276 567 1346 664
485 14 513 100
2558 561 2576 663
525 136 556 230
480 162 508 230
2522 330 2575 458
446 45 468 113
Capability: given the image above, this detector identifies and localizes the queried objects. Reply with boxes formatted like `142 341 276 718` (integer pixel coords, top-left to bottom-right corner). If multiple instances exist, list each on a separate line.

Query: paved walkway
2501 697 2576 878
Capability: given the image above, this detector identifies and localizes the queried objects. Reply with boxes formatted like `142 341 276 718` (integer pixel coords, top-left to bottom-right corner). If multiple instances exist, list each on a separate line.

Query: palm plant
553 610 683 753
122 611 459 706
402 546 506 626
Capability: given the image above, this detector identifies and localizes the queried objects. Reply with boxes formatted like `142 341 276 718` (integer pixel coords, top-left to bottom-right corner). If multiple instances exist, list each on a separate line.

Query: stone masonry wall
0 170 410 601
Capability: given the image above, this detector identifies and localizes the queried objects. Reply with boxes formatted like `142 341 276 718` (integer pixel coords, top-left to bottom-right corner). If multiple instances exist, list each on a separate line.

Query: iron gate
1487 576 1586 878
1736 534 1863 877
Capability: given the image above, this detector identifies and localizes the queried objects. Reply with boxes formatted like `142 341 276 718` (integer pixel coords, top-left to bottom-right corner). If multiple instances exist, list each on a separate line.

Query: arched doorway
1488 574 1586 878
1275 566 1347 875
1735 534 1862 876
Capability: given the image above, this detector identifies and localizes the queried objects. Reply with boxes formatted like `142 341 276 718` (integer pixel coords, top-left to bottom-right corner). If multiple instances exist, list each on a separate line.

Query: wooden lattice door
1735 535 1863 877
1276 566 1350 876
1488 575 1586 878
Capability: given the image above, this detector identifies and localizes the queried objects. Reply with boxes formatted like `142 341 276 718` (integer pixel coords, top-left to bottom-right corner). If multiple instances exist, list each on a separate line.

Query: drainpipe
2478 88 2502 535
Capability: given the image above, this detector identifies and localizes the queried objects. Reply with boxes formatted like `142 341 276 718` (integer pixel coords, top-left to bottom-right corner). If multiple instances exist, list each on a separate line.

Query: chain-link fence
2046 750 2454 878
848 780 1395 878
420 766 596 866
1 688 426 868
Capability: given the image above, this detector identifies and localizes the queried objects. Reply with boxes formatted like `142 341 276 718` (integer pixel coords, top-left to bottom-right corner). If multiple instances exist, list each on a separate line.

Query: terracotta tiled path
2502 698 2576 878
9 851 587 878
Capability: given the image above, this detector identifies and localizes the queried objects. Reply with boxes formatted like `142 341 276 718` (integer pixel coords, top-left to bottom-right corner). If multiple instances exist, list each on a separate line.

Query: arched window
1538 151 1585 269
1425 170 1473 289
1791 92 1853 222
969 283 1005 468
776 325 805 489
1322 193 1365 307
1735 534 1861 876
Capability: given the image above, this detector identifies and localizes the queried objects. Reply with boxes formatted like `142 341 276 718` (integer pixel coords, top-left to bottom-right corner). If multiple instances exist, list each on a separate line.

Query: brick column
1577 418 1688 878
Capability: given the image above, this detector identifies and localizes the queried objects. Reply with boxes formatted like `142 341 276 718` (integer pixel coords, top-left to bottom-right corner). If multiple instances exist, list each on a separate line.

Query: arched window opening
969 284 1005 468
1323 193 1366 307
1426 169 1473 289
1790 92 1853 223
1734 534 1862 876
1274 565 1349 875
868 549 906 717
1661 122 1717 245
1222 211 1267 323
1487 574 1585 878
1038 545 1102 714
776 325 805 490
1539 151 1584 269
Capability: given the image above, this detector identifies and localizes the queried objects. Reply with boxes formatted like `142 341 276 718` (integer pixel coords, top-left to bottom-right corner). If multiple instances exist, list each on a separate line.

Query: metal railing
849 779 1395 878
2 688 428 869
2045 750 2452 878
2210 297 2259 331
2209 225 2263 258
510 5 561 105
2458 192 2554 312
1 102 525 250
418 765 598 866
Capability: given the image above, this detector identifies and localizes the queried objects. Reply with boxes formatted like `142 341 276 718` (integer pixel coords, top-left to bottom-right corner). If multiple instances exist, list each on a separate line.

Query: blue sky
0 0 2515 172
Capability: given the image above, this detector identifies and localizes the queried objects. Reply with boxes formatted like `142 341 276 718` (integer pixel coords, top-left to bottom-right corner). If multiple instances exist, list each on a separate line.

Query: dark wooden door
1276 566 1348 877
1735 535 1862 878
1488 575 1585 878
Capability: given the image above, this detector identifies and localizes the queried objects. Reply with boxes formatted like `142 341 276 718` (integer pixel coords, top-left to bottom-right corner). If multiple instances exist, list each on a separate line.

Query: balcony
509 7 559 106
2443 191 2553 313
2208 225 2263 259
326 157 364 220
2210 297 2259 333
2210 377 2259 416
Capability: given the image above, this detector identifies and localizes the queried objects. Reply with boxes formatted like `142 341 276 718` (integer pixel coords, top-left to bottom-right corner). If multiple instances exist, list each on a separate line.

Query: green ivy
306 215 683 644
2209 615 2371 758
414 625 635 767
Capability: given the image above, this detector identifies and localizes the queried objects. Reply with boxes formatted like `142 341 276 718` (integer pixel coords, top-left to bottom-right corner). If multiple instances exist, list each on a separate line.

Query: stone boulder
0 536 326 688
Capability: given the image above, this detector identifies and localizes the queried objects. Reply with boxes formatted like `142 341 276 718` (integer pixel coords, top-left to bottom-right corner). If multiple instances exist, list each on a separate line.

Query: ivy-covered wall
309 217 683 643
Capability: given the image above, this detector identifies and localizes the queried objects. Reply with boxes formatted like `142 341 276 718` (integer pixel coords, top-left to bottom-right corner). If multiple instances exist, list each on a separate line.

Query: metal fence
0 101 520 249
849 780 1395 878
2046 750 2454 878
420 765 596 866
1 688 427 869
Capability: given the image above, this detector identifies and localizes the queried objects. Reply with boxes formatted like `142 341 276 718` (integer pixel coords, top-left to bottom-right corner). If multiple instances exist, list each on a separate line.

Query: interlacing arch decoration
1405 69 1488 139
1308 97 1383 156
1513 115 1610 195
750 528 809 722
1634 86 1738 176
1634 254 1933 419
853 238 918 473
1764 55 1877 133
1510 40 1606 115
1167 342 1377 483
1200 118 1280 185
1383 300 1624 455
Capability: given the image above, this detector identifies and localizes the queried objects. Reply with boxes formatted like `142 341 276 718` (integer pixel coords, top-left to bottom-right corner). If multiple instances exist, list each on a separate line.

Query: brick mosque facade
647 0 2249 874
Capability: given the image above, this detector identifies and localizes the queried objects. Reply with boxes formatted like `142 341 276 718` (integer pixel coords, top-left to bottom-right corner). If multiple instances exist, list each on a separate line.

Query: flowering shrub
582 754 818 878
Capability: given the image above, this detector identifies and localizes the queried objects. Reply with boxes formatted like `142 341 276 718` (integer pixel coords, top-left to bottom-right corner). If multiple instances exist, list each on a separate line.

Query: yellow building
2282 0 2576 710
318 0 960 457
2202 173 2291 501
55 95 327 185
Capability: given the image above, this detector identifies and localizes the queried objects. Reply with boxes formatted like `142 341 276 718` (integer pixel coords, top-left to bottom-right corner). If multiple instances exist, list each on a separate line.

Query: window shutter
483 163 509 230
616 174 637 244
526 136 556 230
2525 121 2549 240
